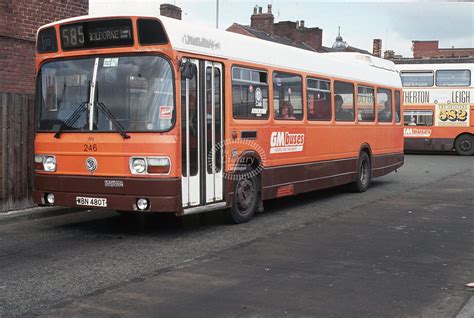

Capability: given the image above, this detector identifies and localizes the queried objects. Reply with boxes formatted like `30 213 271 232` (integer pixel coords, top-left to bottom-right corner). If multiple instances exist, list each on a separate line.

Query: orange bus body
33 16 404 219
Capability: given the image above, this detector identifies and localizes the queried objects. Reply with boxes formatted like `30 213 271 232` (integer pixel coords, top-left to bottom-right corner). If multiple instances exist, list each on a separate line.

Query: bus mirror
180 60 196 80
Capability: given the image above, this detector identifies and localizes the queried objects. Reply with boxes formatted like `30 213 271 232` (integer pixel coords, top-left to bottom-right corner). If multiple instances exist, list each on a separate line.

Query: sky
89 0 473 58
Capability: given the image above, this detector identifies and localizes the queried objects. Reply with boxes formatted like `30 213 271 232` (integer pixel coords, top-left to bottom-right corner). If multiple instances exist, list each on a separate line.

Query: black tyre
227 175 259 224
351 152 371 193
454 134 474 156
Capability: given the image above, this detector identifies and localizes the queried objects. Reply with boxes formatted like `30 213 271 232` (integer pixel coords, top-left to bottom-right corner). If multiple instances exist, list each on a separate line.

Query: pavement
0 154 473 317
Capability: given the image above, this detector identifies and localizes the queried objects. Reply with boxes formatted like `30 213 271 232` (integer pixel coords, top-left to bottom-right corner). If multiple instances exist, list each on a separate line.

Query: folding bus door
181 60 224 208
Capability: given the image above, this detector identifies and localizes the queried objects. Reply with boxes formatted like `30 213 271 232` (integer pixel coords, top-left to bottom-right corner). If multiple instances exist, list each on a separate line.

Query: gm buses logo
404 128 432 137
270 132 305 154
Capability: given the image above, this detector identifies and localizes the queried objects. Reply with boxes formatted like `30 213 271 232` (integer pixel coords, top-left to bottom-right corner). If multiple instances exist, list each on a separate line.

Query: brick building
0 0 89 94
412 40 474 59
227 5 371 55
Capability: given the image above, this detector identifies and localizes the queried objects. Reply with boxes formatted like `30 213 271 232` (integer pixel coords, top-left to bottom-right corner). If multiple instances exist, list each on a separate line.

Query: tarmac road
0 154 473 317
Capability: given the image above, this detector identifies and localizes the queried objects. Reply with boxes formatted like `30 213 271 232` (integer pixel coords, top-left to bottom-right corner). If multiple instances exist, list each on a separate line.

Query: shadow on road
53 180 392 237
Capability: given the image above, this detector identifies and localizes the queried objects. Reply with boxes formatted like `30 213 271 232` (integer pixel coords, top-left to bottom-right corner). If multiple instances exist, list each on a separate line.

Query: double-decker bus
34 15 403 223
396 61 474 155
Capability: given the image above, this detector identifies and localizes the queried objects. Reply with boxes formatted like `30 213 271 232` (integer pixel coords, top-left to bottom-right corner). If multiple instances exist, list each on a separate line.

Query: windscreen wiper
95 100 130 139
54 101 88 139
54 81 92 139
94 82 130 139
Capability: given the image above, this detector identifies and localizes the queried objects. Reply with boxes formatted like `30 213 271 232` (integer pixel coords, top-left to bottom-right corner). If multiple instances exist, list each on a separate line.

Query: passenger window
400 71 434 87
377 88 393 123
307 78 331 121
334 81 355 122
394 91 401 123
357 86 375 122
232 67 269 119
436 70 471 87
273 72 303 120
404 110 433 126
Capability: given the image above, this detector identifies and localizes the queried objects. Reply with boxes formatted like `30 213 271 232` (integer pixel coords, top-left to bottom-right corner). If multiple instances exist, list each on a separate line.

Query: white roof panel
38 14 402 88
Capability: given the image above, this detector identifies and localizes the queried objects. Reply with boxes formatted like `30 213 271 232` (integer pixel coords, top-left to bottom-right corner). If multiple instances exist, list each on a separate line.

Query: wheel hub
236 179 254 211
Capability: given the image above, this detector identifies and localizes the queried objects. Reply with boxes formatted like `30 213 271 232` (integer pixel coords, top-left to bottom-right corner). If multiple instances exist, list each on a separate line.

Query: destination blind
60 19 133 50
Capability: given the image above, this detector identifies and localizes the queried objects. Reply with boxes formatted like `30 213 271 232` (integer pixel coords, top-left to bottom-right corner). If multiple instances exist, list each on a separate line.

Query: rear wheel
227 175 259 224
351 152 371 193
454 134 474 156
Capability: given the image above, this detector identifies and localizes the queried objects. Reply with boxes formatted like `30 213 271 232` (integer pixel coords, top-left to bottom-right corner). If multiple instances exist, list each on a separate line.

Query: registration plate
75 196 107 207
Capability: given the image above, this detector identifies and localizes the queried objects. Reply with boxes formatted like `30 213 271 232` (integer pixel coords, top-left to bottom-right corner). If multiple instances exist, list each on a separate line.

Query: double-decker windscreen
37 55 175 133
60 19 133 50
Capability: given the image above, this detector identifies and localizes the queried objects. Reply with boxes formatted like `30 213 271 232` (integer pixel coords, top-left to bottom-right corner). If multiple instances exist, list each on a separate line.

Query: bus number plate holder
76 196 107 207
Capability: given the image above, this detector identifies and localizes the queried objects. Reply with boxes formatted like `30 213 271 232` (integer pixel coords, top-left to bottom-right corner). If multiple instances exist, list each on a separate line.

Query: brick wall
0 0 88 94
412 40 474 59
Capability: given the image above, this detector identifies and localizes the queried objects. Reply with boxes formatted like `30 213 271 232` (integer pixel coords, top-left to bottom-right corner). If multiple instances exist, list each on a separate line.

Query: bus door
181 60 224 208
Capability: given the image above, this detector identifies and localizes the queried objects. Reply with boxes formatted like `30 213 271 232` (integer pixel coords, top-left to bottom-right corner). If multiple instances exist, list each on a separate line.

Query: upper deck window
436 70 471 87
273 72 303 120
137 19 168 45
232 67 269 120
400 71 434 87
307 78 331 121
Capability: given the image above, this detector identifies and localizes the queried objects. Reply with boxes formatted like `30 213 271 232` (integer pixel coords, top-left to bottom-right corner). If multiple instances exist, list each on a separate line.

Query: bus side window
231 67 269 120
307 78 331 121
394 91 401 123
377 88 392 123
273 72 303 120
357 86 375 122
334 81 355 122
403 110 433 126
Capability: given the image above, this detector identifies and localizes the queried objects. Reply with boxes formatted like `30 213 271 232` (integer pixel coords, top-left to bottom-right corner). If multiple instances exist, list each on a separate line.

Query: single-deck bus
397 62 473 155
34 15 404 223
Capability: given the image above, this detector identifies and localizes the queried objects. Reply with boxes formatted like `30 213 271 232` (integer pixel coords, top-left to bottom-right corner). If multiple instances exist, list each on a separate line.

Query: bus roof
38 14 402 88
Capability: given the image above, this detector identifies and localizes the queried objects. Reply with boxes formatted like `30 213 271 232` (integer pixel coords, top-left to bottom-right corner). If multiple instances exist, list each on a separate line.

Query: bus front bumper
33 174 181 213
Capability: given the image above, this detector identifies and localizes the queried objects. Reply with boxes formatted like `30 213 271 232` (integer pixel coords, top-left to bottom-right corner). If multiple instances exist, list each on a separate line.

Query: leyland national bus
34 15 403 223
396 61 474 155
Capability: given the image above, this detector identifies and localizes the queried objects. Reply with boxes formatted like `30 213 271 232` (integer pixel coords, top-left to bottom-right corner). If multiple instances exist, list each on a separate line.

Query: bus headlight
36 155 56 172
130 157 147 174
147 157 171 175
43 156 57 172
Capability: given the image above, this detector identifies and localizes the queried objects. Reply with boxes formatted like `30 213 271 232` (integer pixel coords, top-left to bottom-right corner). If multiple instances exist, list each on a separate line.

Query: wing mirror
180 59 196 80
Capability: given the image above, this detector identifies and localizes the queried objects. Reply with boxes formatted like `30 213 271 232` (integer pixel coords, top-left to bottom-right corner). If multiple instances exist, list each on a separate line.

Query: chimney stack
300 20 305 28
373 39 382 57
160 3 182 20
251 4 274 35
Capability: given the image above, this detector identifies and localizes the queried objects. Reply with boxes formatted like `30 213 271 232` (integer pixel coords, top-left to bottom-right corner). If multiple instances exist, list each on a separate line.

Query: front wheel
351 152 371 193
454 134 474 156
227 176 259 224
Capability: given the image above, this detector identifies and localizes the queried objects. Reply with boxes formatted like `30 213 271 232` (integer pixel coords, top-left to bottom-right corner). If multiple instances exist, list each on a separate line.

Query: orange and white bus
34 15 403 223
397 62 474 155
